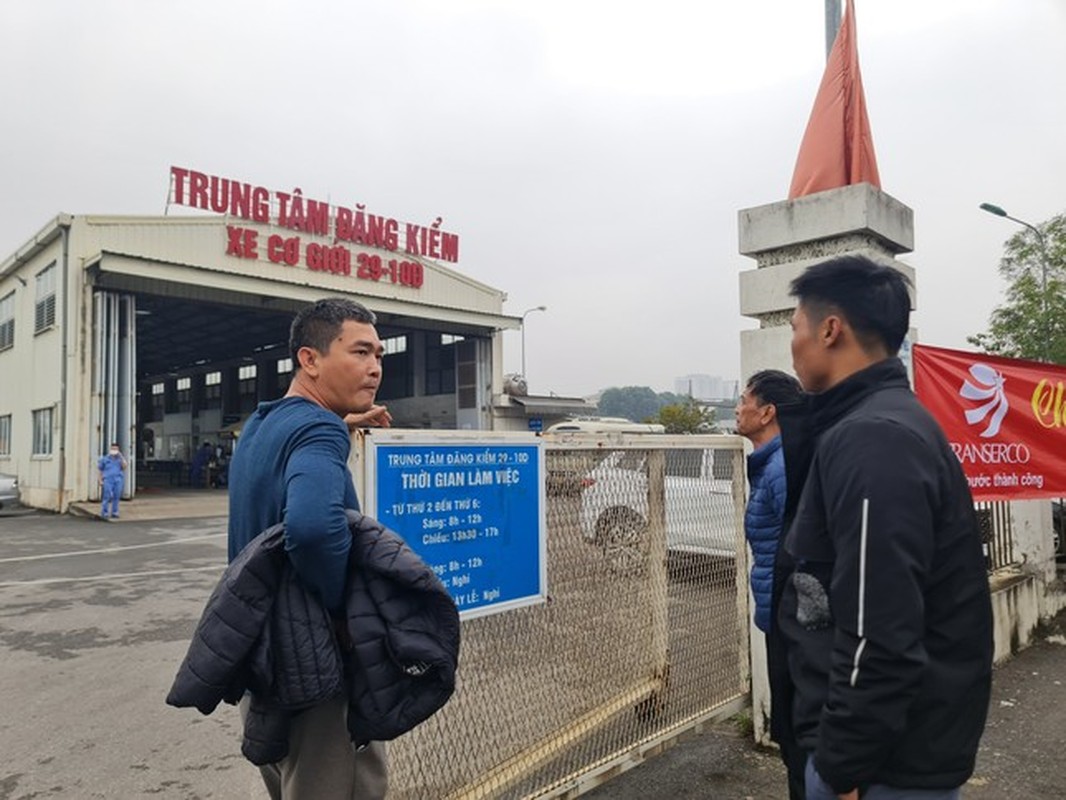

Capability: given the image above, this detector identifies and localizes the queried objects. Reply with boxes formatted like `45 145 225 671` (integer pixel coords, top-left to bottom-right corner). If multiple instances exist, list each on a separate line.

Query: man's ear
296 346 320 376
821 314 845 348
761 403 777 426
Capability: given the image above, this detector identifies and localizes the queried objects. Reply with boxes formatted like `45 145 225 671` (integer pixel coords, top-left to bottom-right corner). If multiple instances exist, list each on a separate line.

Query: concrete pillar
1010 500 1060 617
738 182 915 381
736 182 915 745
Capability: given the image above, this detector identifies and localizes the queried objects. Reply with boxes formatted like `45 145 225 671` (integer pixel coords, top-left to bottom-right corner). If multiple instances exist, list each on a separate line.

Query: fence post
731 446 751 691
646 448 670 700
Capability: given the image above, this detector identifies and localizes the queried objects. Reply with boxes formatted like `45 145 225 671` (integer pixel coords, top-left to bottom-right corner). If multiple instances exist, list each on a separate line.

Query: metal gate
90 291 136 499
975 499 1016 572
385 434 749 799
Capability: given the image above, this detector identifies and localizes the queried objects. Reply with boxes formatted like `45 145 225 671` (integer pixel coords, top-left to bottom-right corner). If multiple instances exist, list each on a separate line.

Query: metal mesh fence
385 435 748 799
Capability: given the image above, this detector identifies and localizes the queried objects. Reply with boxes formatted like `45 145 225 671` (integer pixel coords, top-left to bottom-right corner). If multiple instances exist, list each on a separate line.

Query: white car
579 449 740 569
0 473 19 509
546 417 666 434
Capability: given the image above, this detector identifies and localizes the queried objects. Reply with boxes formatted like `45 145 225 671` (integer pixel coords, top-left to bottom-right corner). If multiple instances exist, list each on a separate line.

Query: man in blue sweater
736 369 805 798
228 297 391 800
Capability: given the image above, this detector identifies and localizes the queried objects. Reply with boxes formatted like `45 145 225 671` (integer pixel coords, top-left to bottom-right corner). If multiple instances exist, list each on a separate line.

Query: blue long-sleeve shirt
227 397 359 612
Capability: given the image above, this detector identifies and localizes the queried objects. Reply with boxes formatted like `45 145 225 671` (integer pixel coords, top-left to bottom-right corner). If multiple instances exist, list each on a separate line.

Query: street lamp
520 305 547 384
980 202 1051 361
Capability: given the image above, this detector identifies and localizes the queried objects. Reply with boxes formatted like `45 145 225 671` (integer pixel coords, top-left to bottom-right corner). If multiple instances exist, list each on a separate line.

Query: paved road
3 510 1065 799
584 602 1066 800
0 511 264 799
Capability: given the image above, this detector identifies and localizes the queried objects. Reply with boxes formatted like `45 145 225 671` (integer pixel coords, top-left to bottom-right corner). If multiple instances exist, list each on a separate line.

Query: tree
654 400 718 434
597 386 662 422
969 212 1066 363
656 391 688 407
597 386 723 428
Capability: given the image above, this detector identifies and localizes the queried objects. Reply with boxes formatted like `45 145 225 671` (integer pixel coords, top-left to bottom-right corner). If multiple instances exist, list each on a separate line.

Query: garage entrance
89 284 496 501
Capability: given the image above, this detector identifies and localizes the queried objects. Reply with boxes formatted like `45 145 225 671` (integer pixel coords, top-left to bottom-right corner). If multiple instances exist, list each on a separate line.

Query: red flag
788 0 881 199
913 344 1066 500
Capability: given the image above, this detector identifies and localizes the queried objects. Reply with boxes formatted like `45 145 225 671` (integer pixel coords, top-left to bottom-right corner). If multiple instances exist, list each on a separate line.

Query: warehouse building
0 167 591 510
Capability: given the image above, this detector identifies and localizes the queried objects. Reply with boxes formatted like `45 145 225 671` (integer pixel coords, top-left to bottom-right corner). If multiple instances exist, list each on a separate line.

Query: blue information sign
364 434 546 619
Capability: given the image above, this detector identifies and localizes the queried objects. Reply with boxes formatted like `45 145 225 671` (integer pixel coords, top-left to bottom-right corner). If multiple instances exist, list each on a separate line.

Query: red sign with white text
913 343 1066 500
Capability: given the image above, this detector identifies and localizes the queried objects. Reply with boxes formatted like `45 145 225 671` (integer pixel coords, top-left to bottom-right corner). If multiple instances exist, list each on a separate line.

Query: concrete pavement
2 506 1064 798
68 487 228 522
588 596 1066 799
0 509 252 799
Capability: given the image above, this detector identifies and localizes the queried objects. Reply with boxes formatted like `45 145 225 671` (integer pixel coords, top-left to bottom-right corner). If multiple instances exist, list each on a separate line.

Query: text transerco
950 442 1031 465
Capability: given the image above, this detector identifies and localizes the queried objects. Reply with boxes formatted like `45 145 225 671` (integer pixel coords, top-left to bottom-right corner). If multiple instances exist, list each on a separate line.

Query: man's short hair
746 370 803 408
289 298 376 365
789 255 912 356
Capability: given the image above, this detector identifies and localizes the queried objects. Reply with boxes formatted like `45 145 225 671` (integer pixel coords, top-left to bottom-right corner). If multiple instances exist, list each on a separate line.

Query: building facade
0 200 538 511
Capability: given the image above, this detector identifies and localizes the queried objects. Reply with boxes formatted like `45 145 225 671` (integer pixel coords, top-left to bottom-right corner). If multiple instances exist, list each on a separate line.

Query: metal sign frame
362 430 547 620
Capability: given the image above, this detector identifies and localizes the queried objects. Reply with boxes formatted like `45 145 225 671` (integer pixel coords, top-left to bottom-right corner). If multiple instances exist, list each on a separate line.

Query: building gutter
0 214 72 276
57 219 72 511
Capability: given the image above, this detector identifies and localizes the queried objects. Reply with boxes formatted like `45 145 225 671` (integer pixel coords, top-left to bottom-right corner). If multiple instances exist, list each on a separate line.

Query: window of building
164 378 179 414
455 339 479 410
32 407 53 456
275 358 293 396
239 364 258 411
425 333 456 396
150 381 165 420
0 414 11 456
204 371 222 406
0 292 14 351
35 263 57 333
382 336 407 355
176 376 192 411
375 337 410 401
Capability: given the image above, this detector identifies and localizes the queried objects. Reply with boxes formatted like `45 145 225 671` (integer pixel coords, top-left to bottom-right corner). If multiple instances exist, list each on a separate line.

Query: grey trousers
805 756 960 800
240 695 388 800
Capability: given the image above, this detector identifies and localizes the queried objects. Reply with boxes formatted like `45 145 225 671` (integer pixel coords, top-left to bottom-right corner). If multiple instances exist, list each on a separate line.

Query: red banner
913 344 1066 500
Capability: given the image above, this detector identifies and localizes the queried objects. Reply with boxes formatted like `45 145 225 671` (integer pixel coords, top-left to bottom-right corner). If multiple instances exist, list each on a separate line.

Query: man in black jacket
778 256 993 800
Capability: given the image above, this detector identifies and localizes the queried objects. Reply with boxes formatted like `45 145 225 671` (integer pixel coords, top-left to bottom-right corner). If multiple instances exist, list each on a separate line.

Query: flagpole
825 0 841 60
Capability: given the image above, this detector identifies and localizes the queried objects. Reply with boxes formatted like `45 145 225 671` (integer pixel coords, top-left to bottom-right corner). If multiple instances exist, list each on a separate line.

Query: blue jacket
745 434 786 632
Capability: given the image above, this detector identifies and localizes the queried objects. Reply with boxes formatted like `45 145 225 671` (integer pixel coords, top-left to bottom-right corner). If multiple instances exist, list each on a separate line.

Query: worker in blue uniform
97 442 128 519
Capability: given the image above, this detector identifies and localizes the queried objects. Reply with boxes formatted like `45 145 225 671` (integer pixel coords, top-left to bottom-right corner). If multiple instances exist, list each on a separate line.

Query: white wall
0 232 68 509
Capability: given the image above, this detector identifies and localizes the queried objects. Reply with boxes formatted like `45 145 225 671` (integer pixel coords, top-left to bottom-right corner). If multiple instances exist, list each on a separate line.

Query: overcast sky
2 1 1064 399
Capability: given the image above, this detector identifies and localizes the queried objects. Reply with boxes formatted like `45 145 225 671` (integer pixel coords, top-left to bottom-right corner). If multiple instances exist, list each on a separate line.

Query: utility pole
980 203 1051 361
520 305 547 384
825 0 841 60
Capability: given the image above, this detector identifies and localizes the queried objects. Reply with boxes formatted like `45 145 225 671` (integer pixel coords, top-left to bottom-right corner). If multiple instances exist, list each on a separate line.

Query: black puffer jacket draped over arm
167 512 460 765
